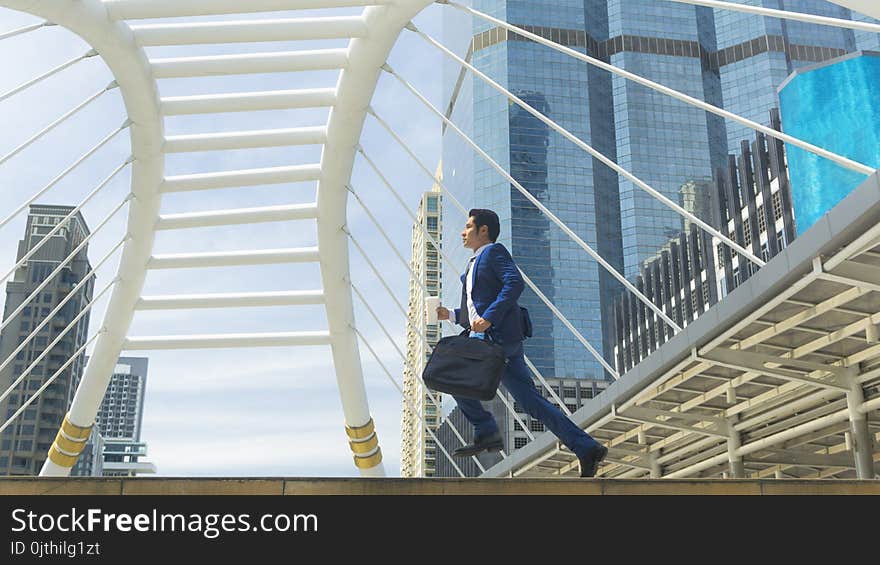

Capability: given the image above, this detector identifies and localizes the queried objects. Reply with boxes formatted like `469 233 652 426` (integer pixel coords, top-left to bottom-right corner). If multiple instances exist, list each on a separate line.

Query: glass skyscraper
442 1 877 381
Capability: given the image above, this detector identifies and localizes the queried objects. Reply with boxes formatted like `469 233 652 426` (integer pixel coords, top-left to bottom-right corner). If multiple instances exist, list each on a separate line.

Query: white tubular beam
411 24 764 268
9 0 164 479
0 158 130 288
0 83 118 168
860 396 880 414
161 164 320 192
155 203 318 230
377 71 683 334
123 331 332 351
446 1 877 177
353 325 466 478
316 0 432 478
0 20 53 41
0 122 129 230
136 290 324 310
161 88 336 115
0 50 96 104
164 127 327 153
105 0 391 20
132 17 368 46
149 247 320 269
663 0 880 33
666 408 853 478
151 49 348 78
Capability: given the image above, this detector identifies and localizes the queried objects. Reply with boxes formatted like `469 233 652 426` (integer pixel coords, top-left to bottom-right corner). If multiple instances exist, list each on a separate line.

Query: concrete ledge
0 478 878 495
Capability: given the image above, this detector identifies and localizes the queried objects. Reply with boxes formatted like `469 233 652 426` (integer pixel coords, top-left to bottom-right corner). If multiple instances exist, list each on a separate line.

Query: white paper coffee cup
425 296 440 324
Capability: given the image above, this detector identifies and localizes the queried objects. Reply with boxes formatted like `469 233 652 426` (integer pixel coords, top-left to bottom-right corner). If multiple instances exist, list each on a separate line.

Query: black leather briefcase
422 330 507 401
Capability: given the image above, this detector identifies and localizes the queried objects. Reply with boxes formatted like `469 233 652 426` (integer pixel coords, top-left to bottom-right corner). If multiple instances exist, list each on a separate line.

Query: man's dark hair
469 208 500 242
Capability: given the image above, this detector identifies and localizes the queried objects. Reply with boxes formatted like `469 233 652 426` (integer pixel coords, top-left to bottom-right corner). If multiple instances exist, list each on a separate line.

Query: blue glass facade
779 52 880 234
442 1 877 381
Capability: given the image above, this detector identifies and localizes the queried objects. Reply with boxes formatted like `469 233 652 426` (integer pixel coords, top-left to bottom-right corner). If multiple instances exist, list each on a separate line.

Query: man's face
461 216 489 250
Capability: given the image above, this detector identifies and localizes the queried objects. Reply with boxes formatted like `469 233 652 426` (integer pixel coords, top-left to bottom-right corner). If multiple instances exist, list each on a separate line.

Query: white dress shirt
464 242 493 324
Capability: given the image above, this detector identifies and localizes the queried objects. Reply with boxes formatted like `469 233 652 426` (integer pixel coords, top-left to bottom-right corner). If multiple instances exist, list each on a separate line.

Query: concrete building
0 205 92 476
613 112 797 373
401 186 444 477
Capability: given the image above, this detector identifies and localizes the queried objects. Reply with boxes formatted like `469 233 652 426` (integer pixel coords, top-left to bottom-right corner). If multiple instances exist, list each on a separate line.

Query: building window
426 217 439 232
514 437 528 449
777 230 786 250
563 386 576 397
701 281 710 304
757 205 767 233
742 220 751 247
565 403 577 413
529 420 544 433
514 421 523 431
582 388 594 399
772 192 783 222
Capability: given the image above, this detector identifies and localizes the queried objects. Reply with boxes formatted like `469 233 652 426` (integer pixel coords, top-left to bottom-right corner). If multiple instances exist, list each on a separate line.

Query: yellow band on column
353 448 383 469
349 433 379 454
61 414 93 440
54 430 88 454
345 418 375 440
48 445 80 468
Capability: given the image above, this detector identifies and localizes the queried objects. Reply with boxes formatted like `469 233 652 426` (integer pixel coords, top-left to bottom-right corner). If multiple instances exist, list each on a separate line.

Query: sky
0 3 462 477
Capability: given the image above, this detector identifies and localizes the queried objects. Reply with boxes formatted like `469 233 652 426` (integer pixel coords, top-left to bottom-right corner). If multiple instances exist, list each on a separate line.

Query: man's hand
437 306 450 321
471 317 492 332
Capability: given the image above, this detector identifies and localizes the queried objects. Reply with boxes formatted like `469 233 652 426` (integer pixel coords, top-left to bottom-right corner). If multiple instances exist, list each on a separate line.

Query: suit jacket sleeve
481 244 524 327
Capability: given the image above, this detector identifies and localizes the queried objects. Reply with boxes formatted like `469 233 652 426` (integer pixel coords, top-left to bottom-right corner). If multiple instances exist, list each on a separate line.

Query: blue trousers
453 341 600 459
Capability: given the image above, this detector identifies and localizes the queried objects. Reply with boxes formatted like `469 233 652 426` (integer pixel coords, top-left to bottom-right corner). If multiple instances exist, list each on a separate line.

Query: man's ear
479 225 489 239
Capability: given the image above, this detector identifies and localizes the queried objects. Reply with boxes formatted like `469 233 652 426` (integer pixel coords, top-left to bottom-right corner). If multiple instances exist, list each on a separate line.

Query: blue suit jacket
454 242 525 345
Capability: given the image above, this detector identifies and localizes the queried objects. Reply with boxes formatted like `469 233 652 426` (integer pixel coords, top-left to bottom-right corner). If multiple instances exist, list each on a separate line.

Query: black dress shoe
579 444 608 478
453 432 504 458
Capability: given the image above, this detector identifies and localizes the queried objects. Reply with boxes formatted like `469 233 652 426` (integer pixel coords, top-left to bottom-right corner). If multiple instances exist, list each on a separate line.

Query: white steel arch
0 0 164 478
0 0 434 477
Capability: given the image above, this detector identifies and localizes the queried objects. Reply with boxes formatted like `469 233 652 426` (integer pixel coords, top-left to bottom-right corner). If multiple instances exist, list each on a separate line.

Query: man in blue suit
437 209 608 477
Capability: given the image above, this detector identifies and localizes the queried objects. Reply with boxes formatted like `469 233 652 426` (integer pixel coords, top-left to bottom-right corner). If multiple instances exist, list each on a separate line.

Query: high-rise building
71 356 155 477
401 184 444 477
0 205 93 476
442 1 877 383
613 112 797 372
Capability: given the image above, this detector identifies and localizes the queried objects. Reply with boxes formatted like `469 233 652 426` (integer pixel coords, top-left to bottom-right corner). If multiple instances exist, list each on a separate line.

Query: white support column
726 417 745 479
2 0 167 478
650 454 662 479
846 379 876 479
315 0 433 477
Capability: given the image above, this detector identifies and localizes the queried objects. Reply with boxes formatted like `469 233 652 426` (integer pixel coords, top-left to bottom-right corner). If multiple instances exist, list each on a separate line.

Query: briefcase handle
458 327 498 343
